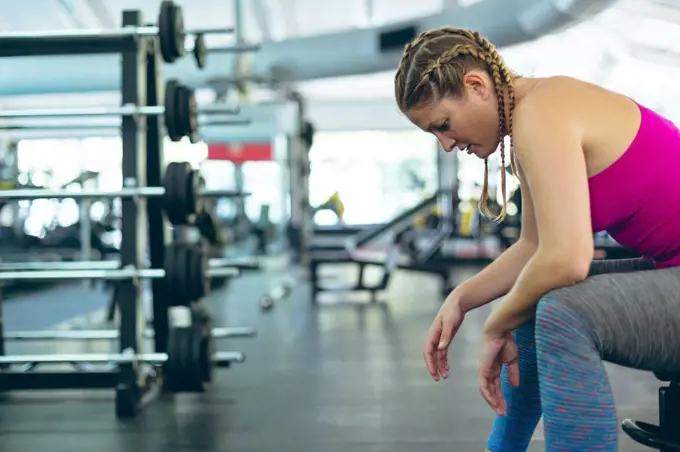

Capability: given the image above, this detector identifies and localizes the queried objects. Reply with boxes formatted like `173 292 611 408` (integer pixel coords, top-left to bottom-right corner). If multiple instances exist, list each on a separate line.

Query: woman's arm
454 165 539 313
483 84 594 336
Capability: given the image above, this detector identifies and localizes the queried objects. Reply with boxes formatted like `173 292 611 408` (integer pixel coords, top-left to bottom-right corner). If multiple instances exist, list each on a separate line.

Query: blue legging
486 300 617 451
486 257 680 451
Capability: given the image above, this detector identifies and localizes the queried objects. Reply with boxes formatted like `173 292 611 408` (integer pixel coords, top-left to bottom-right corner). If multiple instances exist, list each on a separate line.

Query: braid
394 27 517 223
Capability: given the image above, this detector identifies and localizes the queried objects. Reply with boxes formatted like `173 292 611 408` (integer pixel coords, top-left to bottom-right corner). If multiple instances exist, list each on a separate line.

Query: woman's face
404 71 501 159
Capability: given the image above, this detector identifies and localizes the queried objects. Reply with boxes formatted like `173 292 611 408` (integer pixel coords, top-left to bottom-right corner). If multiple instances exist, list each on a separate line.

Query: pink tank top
589 102 680 268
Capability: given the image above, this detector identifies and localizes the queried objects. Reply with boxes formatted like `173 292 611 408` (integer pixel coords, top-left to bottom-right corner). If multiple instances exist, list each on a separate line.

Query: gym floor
0 260 658 451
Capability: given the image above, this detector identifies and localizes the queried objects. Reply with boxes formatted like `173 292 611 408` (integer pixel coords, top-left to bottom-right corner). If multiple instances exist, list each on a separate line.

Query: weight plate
193 34 207 69
162 244 178 304
162 162 182 225
188 88 199 143
185 168 199 217
176 161 193 224
177 86 199 143
158 1 177 64
164 326 205 392
164 79 182 142
175 245 190 305
163 161 193 225
172 4 185 60
200 327 215 382
176 86 190 138
196 211 218 245
194 173 207 214
191 245 207 300
182 86 200 143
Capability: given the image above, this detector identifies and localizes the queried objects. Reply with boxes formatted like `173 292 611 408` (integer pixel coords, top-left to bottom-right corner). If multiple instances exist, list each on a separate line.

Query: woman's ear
463 71 493 101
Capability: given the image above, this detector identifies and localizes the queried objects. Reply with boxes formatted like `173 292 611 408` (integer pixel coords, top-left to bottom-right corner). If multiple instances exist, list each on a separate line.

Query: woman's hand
478 332 520 416
424 296 466 381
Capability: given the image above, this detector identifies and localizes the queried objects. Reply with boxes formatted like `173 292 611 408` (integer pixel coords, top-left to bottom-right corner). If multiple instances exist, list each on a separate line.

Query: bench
622 372 680 451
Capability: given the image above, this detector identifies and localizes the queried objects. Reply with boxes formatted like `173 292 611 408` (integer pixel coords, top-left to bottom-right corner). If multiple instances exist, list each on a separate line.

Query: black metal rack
0 8 168 417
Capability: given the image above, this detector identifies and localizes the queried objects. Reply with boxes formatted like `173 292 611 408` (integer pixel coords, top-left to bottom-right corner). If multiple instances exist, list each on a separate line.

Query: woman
394 27 680 451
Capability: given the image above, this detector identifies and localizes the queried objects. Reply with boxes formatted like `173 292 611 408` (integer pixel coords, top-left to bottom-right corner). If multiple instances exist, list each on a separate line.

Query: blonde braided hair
395 27 517 222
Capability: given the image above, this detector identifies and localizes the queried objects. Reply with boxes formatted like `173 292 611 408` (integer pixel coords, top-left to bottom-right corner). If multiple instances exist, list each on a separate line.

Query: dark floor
0 258 660 451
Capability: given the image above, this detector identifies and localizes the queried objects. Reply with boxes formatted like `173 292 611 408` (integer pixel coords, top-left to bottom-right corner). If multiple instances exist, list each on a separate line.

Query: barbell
3 326 257 341
0 244 238 306
0 161 245 226
0 80 208 143
0 1 235 66
0 326 244 393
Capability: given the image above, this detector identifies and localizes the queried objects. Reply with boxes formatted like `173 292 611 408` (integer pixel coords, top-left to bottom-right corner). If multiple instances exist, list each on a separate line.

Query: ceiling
1 0 680 119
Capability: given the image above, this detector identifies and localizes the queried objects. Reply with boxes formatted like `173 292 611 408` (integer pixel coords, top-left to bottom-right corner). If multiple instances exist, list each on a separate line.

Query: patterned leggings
486 258 680 451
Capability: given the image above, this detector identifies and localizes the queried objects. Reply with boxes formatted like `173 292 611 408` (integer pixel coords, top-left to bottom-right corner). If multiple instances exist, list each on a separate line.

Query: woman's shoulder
512 76 584 140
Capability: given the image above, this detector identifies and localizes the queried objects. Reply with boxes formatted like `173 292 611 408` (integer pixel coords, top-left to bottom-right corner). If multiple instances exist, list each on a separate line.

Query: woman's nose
437 135 456 152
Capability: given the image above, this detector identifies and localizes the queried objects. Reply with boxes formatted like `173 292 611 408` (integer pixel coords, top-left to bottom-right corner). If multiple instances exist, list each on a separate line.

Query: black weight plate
196 211 218 245
187 88 199 143
163 243 178 301
164 326 204 392
162 162 183 225
164 79 182 142
193 34 207 69
172 4 185 60
158 1 177 64
178 86 200 143
184 245 197 301
177 86 198 141
185 169 198 217
188 245 206 300
200 329 215 382
164 244 189 306
176 161 193 224
175 245 190 305
194 173 207 214
163 161 193 225
175 86 190 138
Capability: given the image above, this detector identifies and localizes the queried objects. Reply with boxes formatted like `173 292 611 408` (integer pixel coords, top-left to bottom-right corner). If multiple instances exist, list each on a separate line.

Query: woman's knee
534 295 599 358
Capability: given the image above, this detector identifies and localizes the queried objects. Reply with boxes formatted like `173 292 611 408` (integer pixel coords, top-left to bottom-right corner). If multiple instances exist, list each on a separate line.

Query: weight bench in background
309 248 398 304
622 372 680 451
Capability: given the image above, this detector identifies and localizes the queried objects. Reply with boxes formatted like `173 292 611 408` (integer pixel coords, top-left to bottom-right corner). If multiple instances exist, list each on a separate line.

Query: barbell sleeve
0 25 231 41
0 260 122 271
185 27 234 35
0 103 245 119
0 258 248 271
0 351 245 365
211 44 261 53
0 105 165 119
0 265 239 281
3 326 257 341
0 187 242 200
207 267 240 278
0 267 165 281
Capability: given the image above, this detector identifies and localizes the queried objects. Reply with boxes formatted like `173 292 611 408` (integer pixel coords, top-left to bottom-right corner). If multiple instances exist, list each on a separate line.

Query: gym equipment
193 34 207 69
3 326 256 341
0 162 244 226
0 346 242 367
309 246 399 303
0 321 244 414
0 80 196 143
0 1 230 63
0 244 240 306
196 211 221 245
259 280 293 310
622 372 680 450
